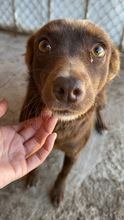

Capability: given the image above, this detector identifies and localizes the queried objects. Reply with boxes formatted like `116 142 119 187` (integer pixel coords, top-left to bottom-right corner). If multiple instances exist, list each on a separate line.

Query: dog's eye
91 44 105 58
38 40 51 53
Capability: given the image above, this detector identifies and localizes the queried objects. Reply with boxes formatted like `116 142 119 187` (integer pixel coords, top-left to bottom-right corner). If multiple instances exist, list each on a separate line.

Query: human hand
0 99 57 188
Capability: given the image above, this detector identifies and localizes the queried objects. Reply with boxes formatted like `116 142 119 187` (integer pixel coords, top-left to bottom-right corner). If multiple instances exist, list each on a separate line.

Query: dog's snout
53 77 84 103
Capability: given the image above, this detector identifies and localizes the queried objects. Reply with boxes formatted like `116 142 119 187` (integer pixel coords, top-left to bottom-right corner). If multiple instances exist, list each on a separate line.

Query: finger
0 98 8 118
25 107 53 127
12 108 53 133
26 133 57 172
19 109 54 142
24 115 58 158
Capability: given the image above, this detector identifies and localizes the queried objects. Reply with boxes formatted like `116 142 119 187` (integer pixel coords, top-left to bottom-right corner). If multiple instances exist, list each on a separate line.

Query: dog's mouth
55 110 70 115
52 109 80 121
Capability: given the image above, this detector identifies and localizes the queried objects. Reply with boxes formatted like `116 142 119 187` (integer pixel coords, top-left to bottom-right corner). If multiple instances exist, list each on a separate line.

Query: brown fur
20 19 120 207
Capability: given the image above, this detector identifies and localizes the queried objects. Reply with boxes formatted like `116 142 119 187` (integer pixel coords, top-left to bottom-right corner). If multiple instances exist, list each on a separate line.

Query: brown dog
20 19 120 207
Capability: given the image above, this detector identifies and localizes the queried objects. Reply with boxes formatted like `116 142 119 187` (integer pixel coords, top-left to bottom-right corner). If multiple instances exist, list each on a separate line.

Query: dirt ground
0 31 124 220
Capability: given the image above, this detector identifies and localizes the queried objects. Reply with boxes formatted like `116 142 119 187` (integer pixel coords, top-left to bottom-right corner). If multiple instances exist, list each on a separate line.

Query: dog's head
25 19 120 121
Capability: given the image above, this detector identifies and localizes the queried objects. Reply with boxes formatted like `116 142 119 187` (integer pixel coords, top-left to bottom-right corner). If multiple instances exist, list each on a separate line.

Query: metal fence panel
50 0 86 20
14 0 49 32
88 0 124 46
0 0 124 47
0 0 14 28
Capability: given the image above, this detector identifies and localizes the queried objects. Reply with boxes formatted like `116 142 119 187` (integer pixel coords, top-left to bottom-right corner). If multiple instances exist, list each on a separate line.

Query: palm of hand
0 126 28 187
0 109 57 189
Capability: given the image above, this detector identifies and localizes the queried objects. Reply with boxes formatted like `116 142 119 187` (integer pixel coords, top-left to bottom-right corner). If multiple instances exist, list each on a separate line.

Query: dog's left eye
91 44 105 58
38 40 51 53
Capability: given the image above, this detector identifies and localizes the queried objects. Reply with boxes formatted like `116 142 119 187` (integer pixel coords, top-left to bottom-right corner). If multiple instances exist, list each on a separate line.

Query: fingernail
41 108 52 118
53 132 57 139
52 115 58 121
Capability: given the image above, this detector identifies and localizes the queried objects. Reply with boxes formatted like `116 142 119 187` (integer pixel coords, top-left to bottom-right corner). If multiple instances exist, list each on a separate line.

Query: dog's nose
53 77 84 103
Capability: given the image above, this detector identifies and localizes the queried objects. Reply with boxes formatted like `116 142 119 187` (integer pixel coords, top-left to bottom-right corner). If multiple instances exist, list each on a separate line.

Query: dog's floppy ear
25 35 35 70
108 45 120 81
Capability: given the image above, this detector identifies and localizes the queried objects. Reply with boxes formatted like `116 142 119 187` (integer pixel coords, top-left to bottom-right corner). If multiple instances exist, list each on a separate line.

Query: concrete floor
0 31 124 220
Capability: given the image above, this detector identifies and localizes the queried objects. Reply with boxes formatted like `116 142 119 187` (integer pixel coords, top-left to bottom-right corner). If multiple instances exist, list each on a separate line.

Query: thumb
0 98 8 118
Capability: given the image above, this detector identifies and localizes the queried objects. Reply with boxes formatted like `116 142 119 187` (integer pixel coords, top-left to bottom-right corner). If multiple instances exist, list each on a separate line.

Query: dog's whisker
21 93 38 112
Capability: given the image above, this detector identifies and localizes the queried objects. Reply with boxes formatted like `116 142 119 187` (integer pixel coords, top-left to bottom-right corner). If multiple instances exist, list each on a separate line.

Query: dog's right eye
38 40 51 53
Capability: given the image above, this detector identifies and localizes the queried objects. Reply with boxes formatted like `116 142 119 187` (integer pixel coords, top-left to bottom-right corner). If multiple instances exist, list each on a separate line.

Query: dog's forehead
44 19 89 31
37 19 110 43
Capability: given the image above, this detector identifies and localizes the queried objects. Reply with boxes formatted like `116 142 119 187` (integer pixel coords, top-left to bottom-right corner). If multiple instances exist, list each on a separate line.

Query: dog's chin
52 110 80 122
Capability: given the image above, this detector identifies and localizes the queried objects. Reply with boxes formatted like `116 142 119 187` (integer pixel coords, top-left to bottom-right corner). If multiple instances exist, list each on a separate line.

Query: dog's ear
25 35 35 70
108 45 120 81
